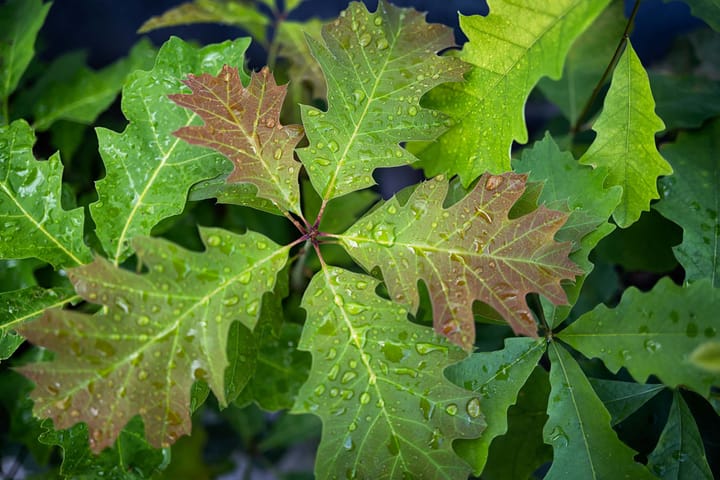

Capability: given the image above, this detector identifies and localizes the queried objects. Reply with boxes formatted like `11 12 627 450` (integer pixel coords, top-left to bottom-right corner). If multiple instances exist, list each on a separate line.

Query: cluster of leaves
1 0 719 478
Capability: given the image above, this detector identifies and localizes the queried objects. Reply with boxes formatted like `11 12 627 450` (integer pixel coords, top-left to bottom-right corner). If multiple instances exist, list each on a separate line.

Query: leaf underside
294 267 484 480
18 228 288 452
340 173 581 349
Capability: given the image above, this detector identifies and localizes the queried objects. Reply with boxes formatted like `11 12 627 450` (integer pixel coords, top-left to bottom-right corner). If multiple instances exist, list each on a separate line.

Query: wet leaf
339 173 581 349
579 42 673 228
589 378 665 425
413 0 611 183
544 342 654 479
647 391 713 479
90 37 250 264
0 0 51 117
0 120 92 268
17 228 288 452
445 337 546 475
171 65 304 215
654 119 720 286
559 278 720 397
297 0 466 201
0 285 79 361
293 267 484 480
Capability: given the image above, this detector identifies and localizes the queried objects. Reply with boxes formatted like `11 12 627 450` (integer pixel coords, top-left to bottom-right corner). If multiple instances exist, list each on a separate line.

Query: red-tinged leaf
170 65 304 215
17 227 288 452
339 173 581 349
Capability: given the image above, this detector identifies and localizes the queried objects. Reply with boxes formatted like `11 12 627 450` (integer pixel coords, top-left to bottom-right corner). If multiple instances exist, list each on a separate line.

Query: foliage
1 0 719 478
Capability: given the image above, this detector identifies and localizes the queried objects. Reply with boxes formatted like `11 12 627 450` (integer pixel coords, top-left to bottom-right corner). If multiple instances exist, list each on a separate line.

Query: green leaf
559 278 720 397
589 378 665 425
171 65 304 215
188 170 284 216
17 227 289 452
39 417 168 479
412 0 611 183
0 285 79 361
537 0 626 124
277 20 326 100
296 0 466 201
445 337 546 475
0 0 51 119
28 40 157 131
689 341 720 373
651 72 720 131
481 367 553 480
0 120 92 268
663 0 720 31
544 342 654 479
138 0 270 43
654 119 720 286
579 42 673 228
90 37 250 264
339 173 581 348
648 391 713 479
302 179 379 235
293 267 485 480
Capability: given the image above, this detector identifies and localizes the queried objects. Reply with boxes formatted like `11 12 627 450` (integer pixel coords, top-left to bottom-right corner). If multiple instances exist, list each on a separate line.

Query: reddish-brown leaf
170 65 304 215
339 173 582 349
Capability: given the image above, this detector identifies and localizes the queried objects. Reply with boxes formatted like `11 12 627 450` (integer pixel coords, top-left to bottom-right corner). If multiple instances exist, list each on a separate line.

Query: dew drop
445 403 458 416
137 370 148 381
256 240 268 250
328 140 339 153
466 397 481 418
407 106 418 116
328 364 340 381
343 435 355 451
345 303 367 315
359 392 371 404
341 371 357 384
246 300 259 315
485 175 504 191
359 33 372 47
137 315 150 326
314 384 326 396
372 223 396 246
355 280 368 290
374 16 382 26
207 235 221 247
377 38 389 50
415 342 448 355
223 296 239 307
273 148 282 160
427 428 443 449
644 339 661 353
307 108 320 116
387 435 400 456
317 157 331 166
419 397 434 420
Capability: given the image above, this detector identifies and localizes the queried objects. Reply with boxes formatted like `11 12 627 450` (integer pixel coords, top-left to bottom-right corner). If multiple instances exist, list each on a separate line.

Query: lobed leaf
277 20 326 100
544 342 654 479
589 378 665 425
297 0 466 201
647 391 713 479
445 337 546 475
339 173 581 349
412 0 611 184
579 42 672 228
17 228 288 452
0 120 92 268
90 37 250 264
654 119 720 287
0 0 51 119
171 65 304 215
293 267 484 480
559 278 720 397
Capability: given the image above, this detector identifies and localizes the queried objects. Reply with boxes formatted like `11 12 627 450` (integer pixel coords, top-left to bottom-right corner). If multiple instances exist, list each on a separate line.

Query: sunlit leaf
0 120 92 268
293 267 484 480
648 391 713 479
339 173 581 348
579 42 672 228
559 278 720 397
297 0 466 201
18 228 288 452
654 119 720 286
171 65 304 215
689 341 720 373
544 342 654 479
90 37 250 264
412 0 611 183
445 337 545 475
589 378 665 425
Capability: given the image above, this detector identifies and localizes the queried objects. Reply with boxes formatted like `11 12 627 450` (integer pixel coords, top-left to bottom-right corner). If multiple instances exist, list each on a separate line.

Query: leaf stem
571 0 642 136
290 238 313 291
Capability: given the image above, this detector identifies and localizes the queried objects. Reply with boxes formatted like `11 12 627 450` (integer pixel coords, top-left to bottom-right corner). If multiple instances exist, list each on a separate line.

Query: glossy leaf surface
297 0 466 200
340 173 581 348
91 37 250 264
294 267 484 480
414 0 611 183
445 337 545 475
655 119 720 286
171 65 304 215
0 120 92 268
560 278 720 397
579 42 672 227
589 378 665 425
544 342 653 479
18 228 288 452
647 391 713 479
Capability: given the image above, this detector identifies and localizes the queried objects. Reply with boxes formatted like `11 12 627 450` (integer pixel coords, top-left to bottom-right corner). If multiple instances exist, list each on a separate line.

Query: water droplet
359 33 372 47
686 323 698 338
345 303 366 315
343 435 355 451
419 397 434 420
256 240 268 250
705 327 716 338
644 339 661 353
273 148 282 160
223 296 239 306
246 300 259 315
407 106 417 116
427 428 443 449
377 38 389 50
374 16 382 26
307 108 320 116
334 294 344 307
387 435 400 456
137 315 150 326
359 392 371 404
549 426 569 447
137 370 148 381
238 271 252 284
328 140 339 153
394 367 417 377
372 223 396 246
466 397 481 418
328 364 340 381
207 235 221 247
314 384 326 396
445 404 458 416
355 280 368 290
341 371 357 384
485 175 504 191
348 421 357 432
95 339 116 357
415 342 448 355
